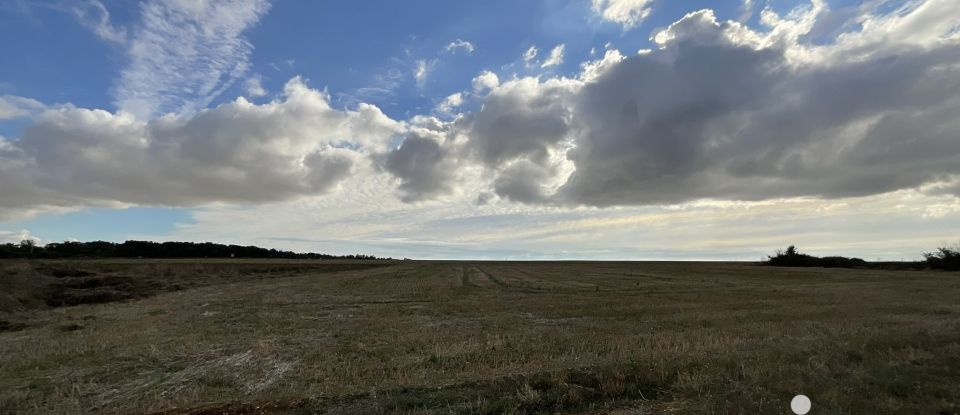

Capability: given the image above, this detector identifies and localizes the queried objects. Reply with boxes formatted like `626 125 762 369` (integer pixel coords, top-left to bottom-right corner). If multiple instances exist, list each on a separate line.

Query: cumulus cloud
541 44 566 68
592 0 655 29
375 0 960 207
462 77 576 168
444 39 476 55
579 49 625 82
471 71 500 94
115 0 271 118
436 92 464 114
0 78 402 217
556 4 960 206
376 76 578 204
0 95 45 120
378 124 461 202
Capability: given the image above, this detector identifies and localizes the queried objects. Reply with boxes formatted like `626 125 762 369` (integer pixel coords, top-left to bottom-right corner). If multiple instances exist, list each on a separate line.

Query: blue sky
1 0 959 259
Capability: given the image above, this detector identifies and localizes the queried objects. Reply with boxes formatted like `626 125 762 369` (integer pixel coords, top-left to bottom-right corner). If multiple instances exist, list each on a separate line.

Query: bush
818 256 868 268
766 245 819 267
923 246 960 271
766 245 867 268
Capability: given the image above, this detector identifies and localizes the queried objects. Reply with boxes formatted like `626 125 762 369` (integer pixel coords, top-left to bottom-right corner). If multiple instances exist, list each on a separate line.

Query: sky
1 0 959 260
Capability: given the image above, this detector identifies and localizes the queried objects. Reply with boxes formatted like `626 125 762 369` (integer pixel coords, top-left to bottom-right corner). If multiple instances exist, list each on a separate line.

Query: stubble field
1 260 958 414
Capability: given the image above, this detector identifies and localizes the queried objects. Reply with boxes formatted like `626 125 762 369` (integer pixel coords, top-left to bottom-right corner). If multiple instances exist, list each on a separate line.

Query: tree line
0 240 388 260
766 244 960 271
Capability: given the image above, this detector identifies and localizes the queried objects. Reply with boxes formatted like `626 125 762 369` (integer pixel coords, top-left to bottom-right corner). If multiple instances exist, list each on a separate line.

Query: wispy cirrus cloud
114 0 271 118
69 0 127 43
413 59 437 88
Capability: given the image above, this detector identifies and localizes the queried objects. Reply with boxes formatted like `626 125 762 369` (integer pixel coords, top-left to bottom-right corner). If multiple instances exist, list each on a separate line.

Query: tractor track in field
470 265 509 288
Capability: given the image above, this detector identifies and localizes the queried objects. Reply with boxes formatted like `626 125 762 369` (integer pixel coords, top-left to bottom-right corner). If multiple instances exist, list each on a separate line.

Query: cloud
375 0 960 208
555 4 960 206
592 0 655 29
5 0 960 222
522 45 538 64
115 0 271 118
153 182 960 260
444 39 475 55
580 49 625 82
436 92 464 114
0 78 402 217
376 76 578 204
463 77 576 168
472 70 500 94
13 0 127 43
378 124 461 202
69 0 127 43
541 44 565 68
0 229 40 245
244 75 267 98
413 59 437 88
0 95 45 120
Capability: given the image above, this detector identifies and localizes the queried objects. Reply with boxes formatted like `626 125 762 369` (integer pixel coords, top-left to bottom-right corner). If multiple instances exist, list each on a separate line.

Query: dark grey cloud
379 130 459 202
463 78 573 167
492 160 557 204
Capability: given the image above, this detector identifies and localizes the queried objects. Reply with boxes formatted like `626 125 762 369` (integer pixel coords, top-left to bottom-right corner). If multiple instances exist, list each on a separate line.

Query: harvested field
1 260 958 414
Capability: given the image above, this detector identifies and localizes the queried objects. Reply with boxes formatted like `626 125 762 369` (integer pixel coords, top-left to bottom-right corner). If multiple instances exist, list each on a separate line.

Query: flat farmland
1 260 958 414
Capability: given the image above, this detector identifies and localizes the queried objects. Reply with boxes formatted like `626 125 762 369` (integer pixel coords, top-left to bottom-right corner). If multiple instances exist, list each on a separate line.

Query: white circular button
791 394 811 414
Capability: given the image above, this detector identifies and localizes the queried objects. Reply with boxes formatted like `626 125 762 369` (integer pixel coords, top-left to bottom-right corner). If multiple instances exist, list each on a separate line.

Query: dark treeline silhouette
923 246 960 271
0 240 388 260
765 245 868 268
766 244 960 271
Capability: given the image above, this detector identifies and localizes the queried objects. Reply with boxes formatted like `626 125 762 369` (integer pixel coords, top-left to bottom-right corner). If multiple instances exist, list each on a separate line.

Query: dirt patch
44 286 142 307
0 319 27 332
39 268 95 278
58 323 84 332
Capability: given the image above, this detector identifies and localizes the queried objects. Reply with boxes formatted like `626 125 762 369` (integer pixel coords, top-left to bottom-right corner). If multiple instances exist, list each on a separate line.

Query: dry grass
1 260 958 414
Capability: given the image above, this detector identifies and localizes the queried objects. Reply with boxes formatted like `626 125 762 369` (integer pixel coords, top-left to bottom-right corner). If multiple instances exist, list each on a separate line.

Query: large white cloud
0 78 401 217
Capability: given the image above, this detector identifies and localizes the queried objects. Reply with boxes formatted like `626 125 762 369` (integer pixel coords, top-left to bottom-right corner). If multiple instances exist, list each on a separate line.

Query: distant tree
923 245 960 271
19 239 35 255
766 245 866 268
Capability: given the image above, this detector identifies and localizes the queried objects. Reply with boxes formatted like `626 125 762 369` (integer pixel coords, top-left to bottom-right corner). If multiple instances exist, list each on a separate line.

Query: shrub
766 245 819 267
766 245 867 268
923 245 960 271
818 256 868 268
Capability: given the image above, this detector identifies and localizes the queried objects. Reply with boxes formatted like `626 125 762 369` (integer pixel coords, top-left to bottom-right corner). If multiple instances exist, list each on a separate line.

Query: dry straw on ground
1 260 958 414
